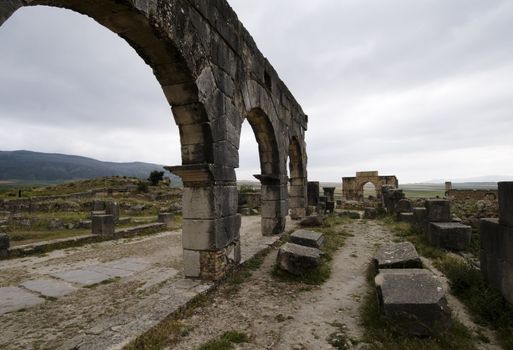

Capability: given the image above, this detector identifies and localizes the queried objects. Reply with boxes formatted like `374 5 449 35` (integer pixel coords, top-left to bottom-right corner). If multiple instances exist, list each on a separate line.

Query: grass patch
438 256 513 349
197 331 249 350
272 214 351 285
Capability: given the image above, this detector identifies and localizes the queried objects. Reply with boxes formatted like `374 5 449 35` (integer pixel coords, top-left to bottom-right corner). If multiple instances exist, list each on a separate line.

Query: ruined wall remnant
446 189 498 201
480 182 513 304
0 0 308 280
343 171 398 201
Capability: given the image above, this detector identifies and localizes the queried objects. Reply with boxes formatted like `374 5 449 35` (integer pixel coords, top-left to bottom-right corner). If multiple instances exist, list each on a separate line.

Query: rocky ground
0 216 504 349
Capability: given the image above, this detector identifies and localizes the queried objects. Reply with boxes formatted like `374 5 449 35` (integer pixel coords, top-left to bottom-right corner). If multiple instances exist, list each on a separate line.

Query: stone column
323 187 336 213
167 164 241 280
256 175 288 236
289 177 307 220
307 182 320 207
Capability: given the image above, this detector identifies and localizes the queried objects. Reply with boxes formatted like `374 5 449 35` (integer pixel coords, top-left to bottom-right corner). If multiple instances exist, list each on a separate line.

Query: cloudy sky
1 1 513 183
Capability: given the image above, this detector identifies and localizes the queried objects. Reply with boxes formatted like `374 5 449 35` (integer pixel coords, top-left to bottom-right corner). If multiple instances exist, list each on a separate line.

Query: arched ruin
0 0 308 279
342 171 398 201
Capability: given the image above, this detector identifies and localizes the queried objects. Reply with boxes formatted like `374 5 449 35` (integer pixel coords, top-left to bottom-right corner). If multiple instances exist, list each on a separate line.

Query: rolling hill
0 150 179 184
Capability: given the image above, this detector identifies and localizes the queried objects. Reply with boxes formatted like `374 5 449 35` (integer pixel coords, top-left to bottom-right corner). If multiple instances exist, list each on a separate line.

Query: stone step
290 229 325 248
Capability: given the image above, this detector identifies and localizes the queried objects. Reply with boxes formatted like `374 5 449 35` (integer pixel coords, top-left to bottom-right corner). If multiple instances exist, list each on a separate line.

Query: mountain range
0 150 179 183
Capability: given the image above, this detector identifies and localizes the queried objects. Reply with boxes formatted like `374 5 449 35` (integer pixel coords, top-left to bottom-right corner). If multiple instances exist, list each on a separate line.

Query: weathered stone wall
480 182 513 305
0 0 308 279
343 171 398 201
446 189 498 201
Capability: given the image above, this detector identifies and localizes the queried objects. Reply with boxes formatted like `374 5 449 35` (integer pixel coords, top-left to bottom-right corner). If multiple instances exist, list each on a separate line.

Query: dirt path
170 219 395 349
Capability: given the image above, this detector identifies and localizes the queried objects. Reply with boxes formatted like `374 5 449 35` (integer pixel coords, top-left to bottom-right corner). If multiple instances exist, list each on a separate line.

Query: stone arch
242 107 287 235
358 180 379 201
1 0 309 280
288 136 307 219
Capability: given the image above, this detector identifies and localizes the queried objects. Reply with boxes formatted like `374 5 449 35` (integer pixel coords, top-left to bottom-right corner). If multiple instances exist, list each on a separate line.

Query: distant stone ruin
343 171 398 201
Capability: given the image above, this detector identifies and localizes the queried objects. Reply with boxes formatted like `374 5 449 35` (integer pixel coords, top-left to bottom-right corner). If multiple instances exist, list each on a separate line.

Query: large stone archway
0 0 308 280
342 171 398 201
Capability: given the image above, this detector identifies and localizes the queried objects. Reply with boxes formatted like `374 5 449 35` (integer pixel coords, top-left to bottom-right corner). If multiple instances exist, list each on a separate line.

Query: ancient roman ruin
0 0 308 279
342 171 398 201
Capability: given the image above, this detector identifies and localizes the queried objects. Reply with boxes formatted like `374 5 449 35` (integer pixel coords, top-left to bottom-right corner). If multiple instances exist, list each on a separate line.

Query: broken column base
276 242 322 275
375 269 451 337
428 222 472 250
91 215 115 236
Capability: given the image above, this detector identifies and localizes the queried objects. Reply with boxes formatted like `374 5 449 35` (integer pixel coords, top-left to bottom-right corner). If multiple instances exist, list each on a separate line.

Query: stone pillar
258 177 288 236
105 201 120 223
92 215 115 236
289 177 307 220
323 187 336 213
445 181 452 193
167 164 241 280
0 233 9 259
307 182 320 208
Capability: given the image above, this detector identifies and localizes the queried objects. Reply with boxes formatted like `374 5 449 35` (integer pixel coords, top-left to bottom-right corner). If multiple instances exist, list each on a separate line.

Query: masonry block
261 200 288 218
398 212 414 223
158 213 174 228
290 230 325 248
375 269 451 336
0 233 9 258
373 242 422 270
182 215 240 250
92 215 115 236
183 249 201 278
501 261 513 305
276 242 322 275
395 199 413 213
182 185 238 219
428 222 471 250
499 182 513 227
262 217 286 236
425 199 451 222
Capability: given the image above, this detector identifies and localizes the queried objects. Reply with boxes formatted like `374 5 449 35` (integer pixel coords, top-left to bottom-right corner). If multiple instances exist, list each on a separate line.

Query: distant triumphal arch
342 171 398 201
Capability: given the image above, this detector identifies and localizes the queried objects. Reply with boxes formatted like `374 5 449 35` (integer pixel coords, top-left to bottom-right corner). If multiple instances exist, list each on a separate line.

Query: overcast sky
1 2 513 183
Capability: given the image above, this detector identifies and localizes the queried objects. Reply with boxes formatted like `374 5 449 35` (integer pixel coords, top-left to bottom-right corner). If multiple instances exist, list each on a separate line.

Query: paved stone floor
0 215 295 350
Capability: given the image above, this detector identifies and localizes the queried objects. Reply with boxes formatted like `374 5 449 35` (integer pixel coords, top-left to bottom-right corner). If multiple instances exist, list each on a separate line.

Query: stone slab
0 286 45 315
375 269 451 336
429 222 472 251
290 229 325 248
86 265 135 278
105 258 149 272
21 279 78 298
373 242 422 270
51 269 111 286
276 242 322 275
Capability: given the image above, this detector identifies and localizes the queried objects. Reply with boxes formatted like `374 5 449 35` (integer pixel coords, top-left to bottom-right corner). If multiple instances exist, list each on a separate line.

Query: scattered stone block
395 199 413 213
498 182 513 227
277 242 322 275
373 242 422 270
158 212 174 227
290 230 325 248
78 220 92 229
299 215 323 227
0 286 45 315
398 212 414 223
375 269 451 336
92 215 115 236
425 199 451 222
429 222 472 250
364 207 377 219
